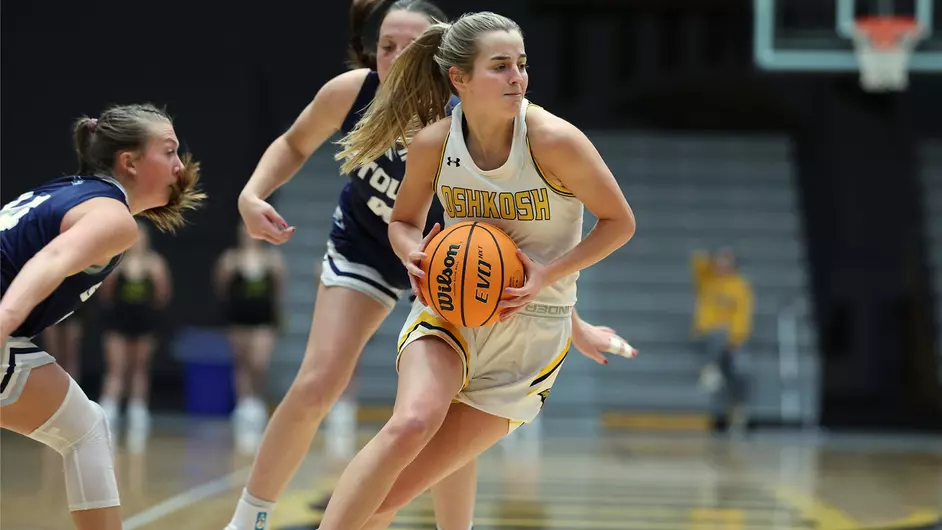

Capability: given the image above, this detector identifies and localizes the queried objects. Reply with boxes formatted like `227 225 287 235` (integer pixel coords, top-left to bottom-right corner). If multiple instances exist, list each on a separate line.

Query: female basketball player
214 223 285 452
319 11 636 529
0 103 204 530
227 3 630 530
97 219 172 449
228 3 481 527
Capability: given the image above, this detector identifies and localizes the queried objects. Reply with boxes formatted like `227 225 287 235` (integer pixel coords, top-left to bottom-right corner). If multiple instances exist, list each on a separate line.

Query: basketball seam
480 225 505 326
459 222 477 327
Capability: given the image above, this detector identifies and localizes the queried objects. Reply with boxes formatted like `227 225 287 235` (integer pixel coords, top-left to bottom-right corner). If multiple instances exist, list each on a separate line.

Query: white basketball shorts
397 300 573 432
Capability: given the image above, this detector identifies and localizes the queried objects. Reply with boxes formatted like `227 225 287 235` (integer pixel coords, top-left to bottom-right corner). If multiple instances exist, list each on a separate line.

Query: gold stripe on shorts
398 311 470 388
528 337 572 392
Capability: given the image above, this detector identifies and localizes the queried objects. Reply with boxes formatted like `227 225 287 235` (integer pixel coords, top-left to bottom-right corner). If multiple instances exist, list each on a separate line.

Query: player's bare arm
527 107 636 285
388 118 452 266
242 69 369 201
0 198 137 335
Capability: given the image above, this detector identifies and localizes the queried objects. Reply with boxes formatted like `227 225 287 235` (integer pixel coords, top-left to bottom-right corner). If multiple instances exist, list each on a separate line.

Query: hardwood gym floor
1 417 940 530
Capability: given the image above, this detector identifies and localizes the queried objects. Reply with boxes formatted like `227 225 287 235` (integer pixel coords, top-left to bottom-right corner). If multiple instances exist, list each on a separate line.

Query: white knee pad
27 378 120 511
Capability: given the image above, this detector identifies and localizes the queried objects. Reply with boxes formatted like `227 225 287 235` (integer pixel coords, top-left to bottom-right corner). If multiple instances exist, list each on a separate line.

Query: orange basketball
419 221 525 328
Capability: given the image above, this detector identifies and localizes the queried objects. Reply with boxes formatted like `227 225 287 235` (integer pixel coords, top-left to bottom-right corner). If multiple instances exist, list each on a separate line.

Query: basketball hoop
851 16 924 92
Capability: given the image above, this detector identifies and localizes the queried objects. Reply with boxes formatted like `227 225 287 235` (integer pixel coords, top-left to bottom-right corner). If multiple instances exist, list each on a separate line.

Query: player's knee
249 354 269 375
104 355 127 379
288 368 350 414
132 350 151 372
383 405 448 450
27 379 120 511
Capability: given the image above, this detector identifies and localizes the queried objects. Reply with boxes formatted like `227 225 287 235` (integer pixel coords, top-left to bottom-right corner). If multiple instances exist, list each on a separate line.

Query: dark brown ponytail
347 0 448 70
348 0 388 70
72 117 98 175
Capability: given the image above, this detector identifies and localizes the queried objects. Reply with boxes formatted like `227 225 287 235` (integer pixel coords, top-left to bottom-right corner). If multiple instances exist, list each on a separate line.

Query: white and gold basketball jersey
433 99 584 307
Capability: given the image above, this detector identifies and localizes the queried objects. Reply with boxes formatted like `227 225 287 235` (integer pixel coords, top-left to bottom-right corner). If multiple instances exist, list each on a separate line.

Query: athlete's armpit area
526 108 633 228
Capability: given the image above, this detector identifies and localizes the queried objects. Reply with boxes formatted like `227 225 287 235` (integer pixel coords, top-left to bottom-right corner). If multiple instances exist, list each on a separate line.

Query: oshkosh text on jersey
439 186 551 221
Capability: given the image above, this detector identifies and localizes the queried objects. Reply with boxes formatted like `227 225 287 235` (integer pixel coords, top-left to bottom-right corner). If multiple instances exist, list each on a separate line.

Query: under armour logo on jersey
447 157 460 167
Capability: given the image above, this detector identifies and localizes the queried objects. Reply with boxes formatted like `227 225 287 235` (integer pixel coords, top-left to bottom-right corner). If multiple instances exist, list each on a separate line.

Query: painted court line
122 466 251 529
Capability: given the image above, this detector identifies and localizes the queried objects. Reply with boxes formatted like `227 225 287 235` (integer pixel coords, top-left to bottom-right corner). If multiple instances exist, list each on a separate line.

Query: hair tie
88 118 99 132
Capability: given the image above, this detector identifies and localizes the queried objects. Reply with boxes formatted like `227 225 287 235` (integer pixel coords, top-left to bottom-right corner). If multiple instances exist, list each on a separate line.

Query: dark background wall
3 0 939 428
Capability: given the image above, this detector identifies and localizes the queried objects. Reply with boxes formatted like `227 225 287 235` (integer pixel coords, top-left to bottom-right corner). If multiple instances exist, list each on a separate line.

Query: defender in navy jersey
0 103 203 530
225 2 484 529
1 176 127 341
325 69 454 306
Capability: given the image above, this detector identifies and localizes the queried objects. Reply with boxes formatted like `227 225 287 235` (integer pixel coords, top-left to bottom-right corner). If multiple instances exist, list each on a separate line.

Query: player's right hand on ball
238 194 296 245
404 223 441 306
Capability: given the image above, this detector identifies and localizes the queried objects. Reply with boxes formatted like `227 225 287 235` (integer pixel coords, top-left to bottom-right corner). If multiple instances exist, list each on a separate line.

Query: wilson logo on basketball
421 221 525 328
435 244 460 311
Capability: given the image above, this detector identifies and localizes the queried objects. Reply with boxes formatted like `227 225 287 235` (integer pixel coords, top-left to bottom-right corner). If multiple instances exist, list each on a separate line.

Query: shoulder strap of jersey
54 177 130 223
340 71 381 134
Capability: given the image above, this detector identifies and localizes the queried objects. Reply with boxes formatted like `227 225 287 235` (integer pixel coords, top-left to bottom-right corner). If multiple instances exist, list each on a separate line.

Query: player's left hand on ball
403 223 441 278
404 223 442 306
498 249 545 321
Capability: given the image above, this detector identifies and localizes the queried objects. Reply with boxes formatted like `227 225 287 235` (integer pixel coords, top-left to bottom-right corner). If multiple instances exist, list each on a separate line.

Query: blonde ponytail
336 23 453 174
335 11 522 174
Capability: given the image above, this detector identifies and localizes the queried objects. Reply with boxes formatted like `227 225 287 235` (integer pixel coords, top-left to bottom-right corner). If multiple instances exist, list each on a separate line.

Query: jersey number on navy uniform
354 146 408 224
0 192 50 231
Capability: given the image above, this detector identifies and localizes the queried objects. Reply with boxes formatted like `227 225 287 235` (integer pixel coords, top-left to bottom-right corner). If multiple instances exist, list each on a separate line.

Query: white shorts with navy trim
320 239 406 311
1 337 56 407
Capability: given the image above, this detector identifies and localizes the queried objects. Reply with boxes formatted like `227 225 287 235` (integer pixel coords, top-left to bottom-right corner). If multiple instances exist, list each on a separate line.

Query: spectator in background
214 224 286 453
98 220 172 450
40 308 87 382
691 247 753 434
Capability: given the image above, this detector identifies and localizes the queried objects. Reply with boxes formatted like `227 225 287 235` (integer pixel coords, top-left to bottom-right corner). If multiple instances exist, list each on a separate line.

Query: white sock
98 397 118 422
127 400 150 429
226 488 275 530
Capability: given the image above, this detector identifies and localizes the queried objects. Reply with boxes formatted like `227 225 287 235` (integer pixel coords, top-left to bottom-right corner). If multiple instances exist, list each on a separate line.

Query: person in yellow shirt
691 248 753 434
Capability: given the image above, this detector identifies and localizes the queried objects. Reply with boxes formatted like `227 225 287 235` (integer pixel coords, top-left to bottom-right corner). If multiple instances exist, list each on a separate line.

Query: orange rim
855 16 921 49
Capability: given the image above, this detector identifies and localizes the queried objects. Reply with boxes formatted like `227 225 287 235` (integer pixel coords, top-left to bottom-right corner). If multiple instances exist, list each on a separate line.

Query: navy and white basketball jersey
0 176 129 338
330 70 457 290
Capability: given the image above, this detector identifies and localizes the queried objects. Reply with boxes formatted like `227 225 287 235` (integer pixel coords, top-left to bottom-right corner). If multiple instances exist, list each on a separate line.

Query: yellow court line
270 489 329 528
601 411 712 430
772 488 942 530
397 504 794 521
891 509 942 529
389 514 792 529
773 486 860 530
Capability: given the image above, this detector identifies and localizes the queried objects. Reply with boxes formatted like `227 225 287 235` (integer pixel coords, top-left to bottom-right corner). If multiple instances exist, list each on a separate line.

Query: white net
851 20 923 92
